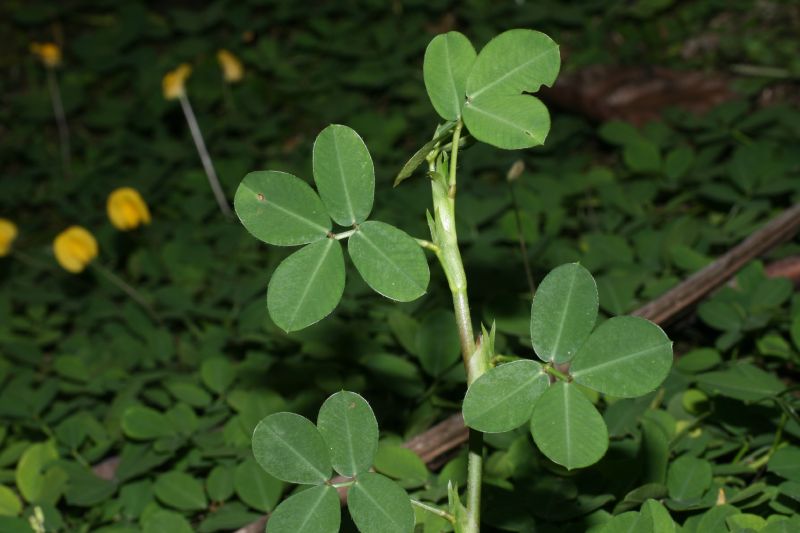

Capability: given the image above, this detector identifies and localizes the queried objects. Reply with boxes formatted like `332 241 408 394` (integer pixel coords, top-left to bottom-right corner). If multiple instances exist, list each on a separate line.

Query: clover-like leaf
530 263 598 364
423 31 476 121
348 473 415 533
252 412 332 485
316 391 379 477
463 359 549 433
530 381 608 470
570 316 672 398
267 238 345 333
235 171 331 246
313 124 375 226
348 221 429 302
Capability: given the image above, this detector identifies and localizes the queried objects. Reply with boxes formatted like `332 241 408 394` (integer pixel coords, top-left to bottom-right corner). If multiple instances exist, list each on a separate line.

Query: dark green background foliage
1 0 800 531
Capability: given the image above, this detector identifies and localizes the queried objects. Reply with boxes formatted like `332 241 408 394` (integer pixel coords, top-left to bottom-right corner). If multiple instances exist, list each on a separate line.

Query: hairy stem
411 499 455 524
429 119 487 533
179 93 233 218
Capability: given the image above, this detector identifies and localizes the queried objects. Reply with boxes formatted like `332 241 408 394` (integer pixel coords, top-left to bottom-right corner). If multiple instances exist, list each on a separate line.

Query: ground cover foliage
1 0 800 532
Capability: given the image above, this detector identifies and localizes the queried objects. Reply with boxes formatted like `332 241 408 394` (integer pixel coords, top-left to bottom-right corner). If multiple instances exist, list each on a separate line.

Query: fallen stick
632 203 800 325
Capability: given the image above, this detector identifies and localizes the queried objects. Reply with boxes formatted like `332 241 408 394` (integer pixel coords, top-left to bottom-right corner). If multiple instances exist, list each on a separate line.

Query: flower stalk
178 93 233 218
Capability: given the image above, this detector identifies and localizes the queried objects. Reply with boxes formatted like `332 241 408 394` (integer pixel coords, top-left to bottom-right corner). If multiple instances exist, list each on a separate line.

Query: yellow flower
0 218 18 257
162 63 192 100
217 49 244 83
30 42 62 68
107 187 151 231
53 226 98 273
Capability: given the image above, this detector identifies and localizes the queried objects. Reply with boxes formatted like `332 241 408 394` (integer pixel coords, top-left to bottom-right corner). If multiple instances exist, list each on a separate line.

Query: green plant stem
46 68 71 179
333 228 357 240
411 499 455 524
91 262 162 323
12 249 57 271
544 364 571 382
415 238 441 255
429 119 487 533
490 354 521 366
506 178 535 298
178 93 233 219
448 121 463 197
763 411 788 466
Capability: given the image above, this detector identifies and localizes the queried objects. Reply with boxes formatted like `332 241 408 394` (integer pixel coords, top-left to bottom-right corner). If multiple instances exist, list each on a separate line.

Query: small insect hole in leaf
257 193 265 201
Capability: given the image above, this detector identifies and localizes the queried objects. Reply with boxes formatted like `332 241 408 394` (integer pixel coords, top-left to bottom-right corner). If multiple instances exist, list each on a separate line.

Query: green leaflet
142 510 194 533
530 263 598 364
466 29 560 100
348 472 415 533
695 362 785 403
423 31 476 121
312 124 375 226
234 171 331 246
463 93 551 150
153 471 207 511
348 221 429 302
121 405 176 440
267 485 340 533
530 382 608 470
234 458 284 513
316 391 379 477
570 316 673 398
15 441 63 504
252 412 332 485
267 238 345 333
463 359 549 433
768 447 800 482
0 485 22 516
666 455 712 502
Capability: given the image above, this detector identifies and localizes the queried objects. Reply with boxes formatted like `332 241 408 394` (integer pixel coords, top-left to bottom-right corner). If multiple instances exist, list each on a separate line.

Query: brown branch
632 203 800 325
